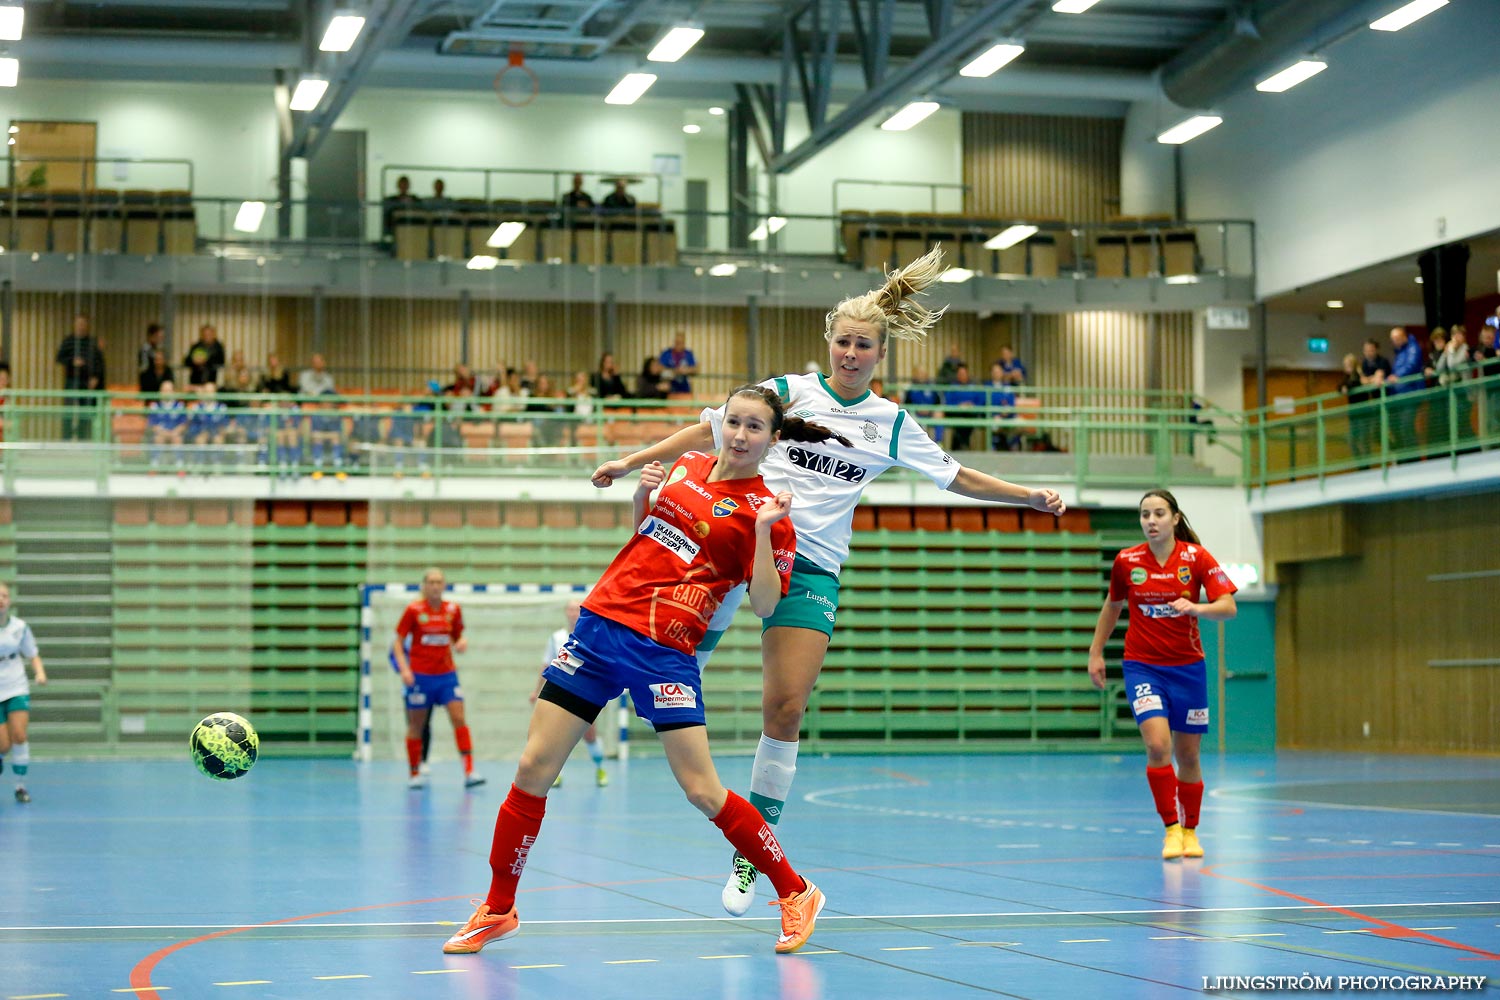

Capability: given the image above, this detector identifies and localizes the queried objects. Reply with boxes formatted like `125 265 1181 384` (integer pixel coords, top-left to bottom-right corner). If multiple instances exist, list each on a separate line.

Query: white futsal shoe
722 852 760 916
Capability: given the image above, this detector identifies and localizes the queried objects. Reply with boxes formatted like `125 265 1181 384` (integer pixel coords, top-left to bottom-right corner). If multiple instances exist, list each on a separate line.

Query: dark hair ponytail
1140 488 1200 544
726 384 853 448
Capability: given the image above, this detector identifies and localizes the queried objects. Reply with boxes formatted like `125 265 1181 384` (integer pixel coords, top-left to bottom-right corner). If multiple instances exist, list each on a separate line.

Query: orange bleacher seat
913 507 948 532
542 504 579 530
112 413 147 445
851 506 876 533
271 501 308 527
193 500 231 527
154 500 191 526
114 500 150 526
310 501 349 527
387 502 425 528
348 502 370 528
504 502 541 529
497 422 532 450
877 507 913 531
1056 509 1092 534
426 505 463 529
986 508 1022 532
950 508 985 533
253 502 270 527
1023 509 1057 533
460 422 496 450
580 504 621 531
464 502 501 528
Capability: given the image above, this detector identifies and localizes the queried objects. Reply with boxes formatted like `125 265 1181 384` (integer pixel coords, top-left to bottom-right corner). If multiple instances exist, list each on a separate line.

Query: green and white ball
190 712 259 780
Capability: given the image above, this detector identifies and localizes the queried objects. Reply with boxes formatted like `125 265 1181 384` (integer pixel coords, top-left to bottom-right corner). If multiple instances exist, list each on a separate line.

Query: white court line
1209 784 1500 820
6 900 1499 934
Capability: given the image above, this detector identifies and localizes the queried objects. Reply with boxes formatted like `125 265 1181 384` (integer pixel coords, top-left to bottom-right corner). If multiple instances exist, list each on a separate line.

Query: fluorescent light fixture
486 221 527 249
0 56 16 87
1370 0 1448 32
985 224 1037 250
467 255 499 271
708 262 738 277
1051 0 1101 12
939 267 975 283
959 42 1025 78
1256 59 1327 93
880 101 940 131
1156 114 1222 144
682 124 701 134
289 76 329 112
1163 274 1200 285
708 106 725 116
647 25 704 63
233 201 267 233
319 13 365 52
1414 275 1423 284
6 125 15 133
0 4 23 41
605 72 657 105
1326 299 1345 309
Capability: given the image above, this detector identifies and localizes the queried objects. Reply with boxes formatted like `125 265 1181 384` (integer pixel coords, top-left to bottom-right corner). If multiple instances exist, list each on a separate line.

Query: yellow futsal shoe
1181 828 1204 858
596 765 609 787
1162 823 1185 860
772 880 826 954
442 902 519 954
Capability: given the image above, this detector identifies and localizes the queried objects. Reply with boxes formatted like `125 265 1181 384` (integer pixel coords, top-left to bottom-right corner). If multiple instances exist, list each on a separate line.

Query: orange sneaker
442 902 519 954
771 880 825 954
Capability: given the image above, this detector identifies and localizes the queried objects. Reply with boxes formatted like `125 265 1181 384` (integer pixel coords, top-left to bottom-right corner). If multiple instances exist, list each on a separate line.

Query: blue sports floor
3 752 1498 1000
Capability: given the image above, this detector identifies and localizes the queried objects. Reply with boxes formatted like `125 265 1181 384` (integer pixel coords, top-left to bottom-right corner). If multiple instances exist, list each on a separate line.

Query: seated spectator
299 353 336 397
256 353 294 394
560 173 594 212
137 323 165 375
658 332 697 395
221 368 263 457
987 361 1020 452
592 352 628 398
218 350 252 391
444 363 476 397
634 356 671 400
566 371 593 415
139 350 173 394
386 399 431 477
188 383 230 467
936 342 964 384
491 369 528 413
147 380 189 472
519 360 540 393
601 177 636 211
943 364 986 450
307 393 349 479
903 365 942 442
995 345 1027 386
182 325 226 388
527 375 569 448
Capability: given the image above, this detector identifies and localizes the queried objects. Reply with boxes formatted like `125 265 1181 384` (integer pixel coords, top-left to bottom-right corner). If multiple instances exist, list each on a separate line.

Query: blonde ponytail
825 244 950 345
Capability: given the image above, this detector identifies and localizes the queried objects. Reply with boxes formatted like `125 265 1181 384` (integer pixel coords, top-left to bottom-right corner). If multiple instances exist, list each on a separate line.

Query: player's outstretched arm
946 465 1066 515
592 421 714 488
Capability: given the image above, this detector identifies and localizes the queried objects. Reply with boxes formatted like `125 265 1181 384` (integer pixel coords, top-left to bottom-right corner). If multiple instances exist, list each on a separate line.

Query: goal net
359 583 623 763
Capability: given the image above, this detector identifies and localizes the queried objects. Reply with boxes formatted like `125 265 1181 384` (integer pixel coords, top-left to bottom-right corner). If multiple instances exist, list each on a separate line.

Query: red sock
1178 780 1204 829
1146 765 1180 826
712 790 804 899
455 725 474 774
405 738 422 775
486 784 547 913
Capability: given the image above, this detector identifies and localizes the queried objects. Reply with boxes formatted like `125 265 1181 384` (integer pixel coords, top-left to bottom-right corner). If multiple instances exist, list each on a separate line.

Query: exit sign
1307 337 1330 354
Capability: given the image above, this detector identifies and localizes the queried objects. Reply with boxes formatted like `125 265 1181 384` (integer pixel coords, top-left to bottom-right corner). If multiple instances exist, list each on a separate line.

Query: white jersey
705 372 959 575
0 614 39 702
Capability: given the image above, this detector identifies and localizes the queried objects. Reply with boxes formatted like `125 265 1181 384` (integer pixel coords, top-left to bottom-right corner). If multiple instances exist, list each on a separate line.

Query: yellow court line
1059 939 1110 943
411 969 468 975
881 946 932 952
313 976 371 981
214 982 272 987
603 959 658 965
698 955 750 960
510 965 564 970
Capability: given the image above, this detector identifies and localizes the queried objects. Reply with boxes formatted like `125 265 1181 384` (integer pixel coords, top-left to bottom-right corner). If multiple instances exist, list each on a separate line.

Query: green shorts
762 555 841 637
0 694 30 720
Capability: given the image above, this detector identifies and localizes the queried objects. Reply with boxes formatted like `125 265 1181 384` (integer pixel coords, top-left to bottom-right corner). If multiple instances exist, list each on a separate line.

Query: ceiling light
0 5 22 42
880 101 940 131
0 56 16 88
647 25 704 63
985 224 1037 250
1051 0 1101 12
289 76 329 112
6 125 15 133
1414 275 1423 284
1256 59 1327 93
486 221 527 249
605 72 657 105
1326 299 1344 309
939 267 975 283
1156 114 1222 144
959 42 1025 78
467 255 499 271
682 124 701 134
708 262 738 277
1369 0 1448 32
233 201 267 233
319 13 365 52
1164 274 1200 285
708 106 725 116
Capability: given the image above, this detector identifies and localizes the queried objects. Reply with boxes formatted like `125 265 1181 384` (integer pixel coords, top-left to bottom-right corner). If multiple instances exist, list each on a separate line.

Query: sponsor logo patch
824 611 836 622
757 824 785 862
650 682 698 710
417 613 429 624
638 515 702 564
1129 567 1148 585
419 634 450 646
712 498 740 518
1139 603 1184 619
1185 707 1209 726
1177 565 1193 585
1132 694 1163 715
793 409 816 418
550 643 582 675
667 464 689 485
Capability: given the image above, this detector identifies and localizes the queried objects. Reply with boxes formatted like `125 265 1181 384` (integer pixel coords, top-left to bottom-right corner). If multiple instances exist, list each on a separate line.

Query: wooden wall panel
1274 493 1500 753
962 113 1123 223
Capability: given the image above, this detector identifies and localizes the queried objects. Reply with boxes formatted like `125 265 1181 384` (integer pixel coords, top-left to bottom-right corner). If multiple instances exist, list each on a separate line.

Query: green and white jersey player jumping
591 246 1067 914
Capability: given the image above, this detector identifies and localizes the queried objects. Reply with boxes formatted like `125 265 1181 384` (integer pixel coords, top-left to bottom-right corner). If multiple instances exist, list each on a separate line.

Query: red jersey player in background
1087 489 1238 860
442 386 848 957
394 567 484 789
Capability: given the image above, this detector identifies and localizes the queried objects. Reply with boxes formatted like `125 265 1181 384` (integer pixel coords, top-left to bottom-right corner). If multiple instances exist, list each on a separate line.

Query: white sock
747 733 798 825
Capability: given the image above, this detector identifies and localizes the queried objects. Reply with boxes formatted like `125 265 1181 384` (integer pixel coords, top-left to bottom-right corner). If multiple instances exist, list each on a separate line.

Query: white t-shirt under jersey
704 372 959 576
0 614 39 702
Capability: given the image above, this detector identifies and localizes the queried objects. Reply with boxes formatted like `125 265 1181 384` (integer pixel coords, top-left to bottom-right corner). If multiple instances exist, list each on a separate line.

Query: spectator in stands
444 363 476 397
256 353 294 394
137 323 165 375
560 173 594 211
602 177 636 211
219 349 252 392
566 371 593 414
659 332 698 395
1434 326 1473 447
306 393 348 479
1387 326 1424 453
987 360 1020 452
903 365 942 442
995 345 1027 386
1473 325 1500 435
520 361 540 393
1424 329 1451 443
139 350 173 394
491 369 528 413
55 313 105 441
634 356 671 400
1352 338 1390 460
221 367 262 459
1339 352 1369 464
936 341 964 383
182 325 225 388
386 399 431 477
187 383 229 467
147 380 188 471
383 174 416 237
528 375 569 448
592 352 628 399
428 178 450 207
299 353 336 397
943 364 986 450
0 362 9 442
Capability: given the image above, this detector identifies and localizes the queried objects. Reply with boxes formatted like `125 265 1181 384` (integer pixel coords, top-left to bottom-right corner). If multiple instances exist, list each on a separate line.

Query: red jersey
395 599 464 675
584 451 796 656
1109 539 1237 666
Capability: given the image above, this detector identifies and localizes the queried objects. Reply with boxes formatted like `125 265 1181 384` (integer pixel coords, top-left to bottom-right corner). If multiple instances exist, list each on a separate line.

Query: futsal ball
190 712 259 780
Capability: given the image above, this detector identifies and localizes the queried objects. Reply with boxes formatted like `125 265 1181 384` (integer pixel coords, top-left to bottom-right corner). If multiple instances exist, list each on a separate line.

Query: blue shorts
1121 659 1209 734
542 608 706 730
404 670 463 711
